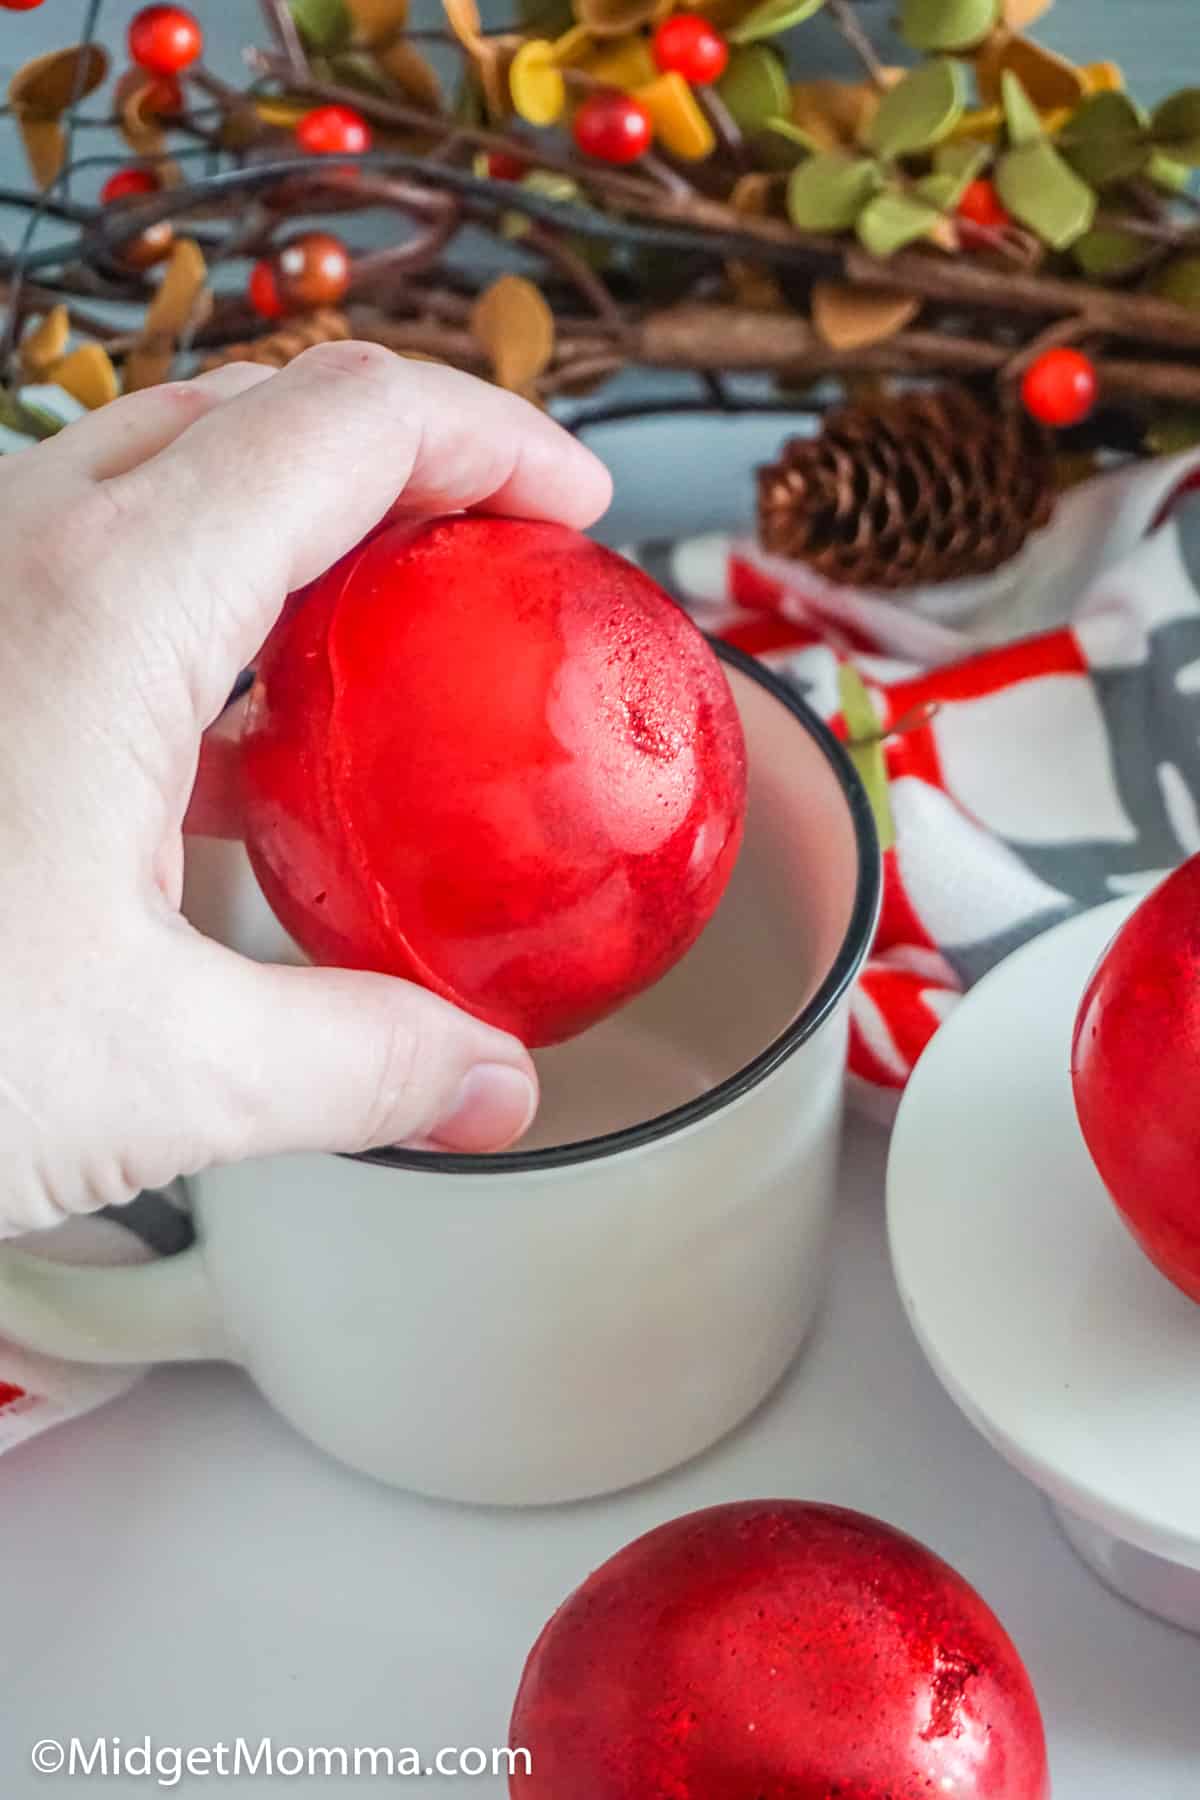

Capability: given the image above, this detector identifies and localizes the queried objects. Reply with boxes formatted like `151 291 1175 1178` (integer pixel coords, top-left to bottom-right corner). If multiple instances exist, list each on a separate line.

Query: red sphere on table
652 14 729 85
510 1501 1050 1799
1021 347 1098 429
240 516 747 1048
572 90 654 165
100 166 161 205
957 177 1011 231
295 103 373 157
128 5 203 77
1073 855 1200 1302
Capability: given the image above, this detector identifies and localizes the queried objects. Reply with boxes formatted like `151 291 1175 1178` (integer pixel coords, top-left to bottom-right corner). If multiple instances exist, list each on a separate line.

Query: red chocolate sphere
241 517 747 1047
1073 856 1200 1302
510 1501 1050 1799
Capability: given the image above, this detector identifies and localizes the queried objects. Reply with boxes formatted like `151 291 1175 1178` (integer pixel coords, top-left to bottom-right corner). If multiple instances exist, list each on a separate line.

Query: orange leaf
20 305 70 379
378 40 442 110
347 0 410 43
53 344 119 410
17 116 66 190
8 42 108 116
441 0 483 50
812 281 921 352
471 274 555 391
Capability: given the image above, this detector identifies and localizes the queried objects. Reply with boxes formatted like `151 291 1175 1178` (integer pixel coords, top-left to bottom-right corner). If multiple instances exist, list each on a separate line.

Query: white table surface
1 1122 1197 1797
3 405 1198 1795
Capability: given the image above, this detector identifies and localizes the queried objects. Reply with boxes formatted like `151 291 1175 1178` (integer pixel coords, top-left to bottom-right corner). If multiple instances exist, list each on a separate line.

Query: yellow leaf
17 116 65 189
948 103 1004 142
509 39 566 126
635 71 716 161
1001 0 1053 27
550 25 595 65
20 305 70 379
586 37 656 90
148 238 210 338
471 274 555 391
52 344 119 410
254 96 313 127
347 0 409 43
812 281 921 351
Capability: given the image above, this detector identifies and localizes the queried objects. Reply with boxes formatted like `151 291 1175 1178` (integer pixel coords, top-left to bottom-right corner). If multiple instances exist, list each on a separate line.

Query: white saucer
888 898 1200 1632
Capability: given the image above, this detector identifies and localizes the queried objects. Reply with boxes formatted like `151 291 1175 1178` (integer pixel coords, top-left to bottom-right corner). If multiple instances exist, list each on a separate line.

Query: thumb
169 936 539 1165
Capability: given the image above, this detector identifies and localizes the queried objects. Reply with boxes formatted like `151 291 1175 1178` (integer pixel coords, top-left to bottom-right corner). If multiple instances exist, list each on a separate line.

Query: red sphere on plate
295 103 373 156
652 14 729 85
128 5 203 76
1021 347 1098 429
240 517 747 1048
1073 856 1200 1302
509 1501 1050 1799
572 90 654 165
100 166 161 205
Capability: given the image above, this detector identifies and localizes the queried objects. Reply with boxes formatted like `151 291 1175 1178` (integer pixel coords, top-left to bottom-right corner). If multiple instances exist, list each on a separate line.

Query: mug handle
0 1242 228 1365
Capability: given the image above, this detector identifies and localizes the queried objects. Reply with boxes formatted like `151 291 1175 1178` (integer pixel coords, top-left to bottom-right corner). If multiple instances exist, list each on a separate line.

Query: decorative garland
1 0 1199 453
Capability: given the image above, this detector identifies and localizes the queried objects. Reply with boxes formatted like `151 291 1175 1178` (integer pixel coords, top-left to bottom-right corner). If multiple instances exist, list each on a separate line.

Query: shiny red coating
240 517 747 1047
1072 856 1200 1302
509 1501 1051 1799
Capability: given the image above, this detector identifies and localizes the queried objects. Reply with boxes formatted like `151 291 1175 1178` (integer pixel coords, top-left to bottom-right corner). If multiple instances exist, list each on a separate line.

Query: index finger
107 343 612 709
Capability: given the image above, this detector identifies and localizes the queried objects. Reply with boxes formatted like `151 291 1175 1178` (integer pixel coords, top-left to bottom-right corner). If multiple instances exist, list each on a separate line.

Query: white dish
888 898 1200 1631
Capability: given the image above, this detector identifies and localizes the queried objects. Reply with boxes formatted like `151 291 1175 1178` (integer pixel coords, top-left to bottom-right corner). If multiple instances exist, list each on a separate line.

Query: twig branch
258 0 309 81
828 0 889 89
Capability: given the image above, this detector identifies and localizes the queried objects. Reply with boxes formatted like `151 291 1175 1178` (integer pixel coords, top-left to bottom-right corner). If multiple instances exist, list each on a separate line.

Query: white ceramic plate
888 898 1200 1630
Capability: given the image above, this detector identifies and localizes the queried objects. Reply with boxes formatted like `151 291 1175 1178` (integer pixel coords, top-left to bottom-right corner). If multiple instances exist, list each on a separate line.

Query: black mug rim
347 640 881 1177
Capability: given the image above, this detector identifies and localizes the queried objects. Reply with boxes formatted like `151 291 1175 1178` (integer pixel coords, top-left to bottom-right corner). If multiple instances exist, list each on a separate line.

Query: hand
0 344 612 1238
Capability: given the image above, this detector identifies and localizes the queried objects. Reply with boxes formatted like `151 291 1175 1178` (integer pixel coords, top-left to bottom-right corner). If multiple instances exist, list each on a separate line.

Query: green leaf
868 58 967 158
1147 150 1191 193
899 0 999 52
838 666 894 852
288 0 352 53
857 188 944 255
1152 254 1200 311
787 152 883 231
1147 412 1200 456
324 49 392 96
917 140 990 209
0 389 65 440
715 44 790 130
764 116 818 149
1001 70 1044 148
1071 227 1148 280
995 140 1096 248
730 0 826 46
1151 89 1200 165
1061 91 1150 187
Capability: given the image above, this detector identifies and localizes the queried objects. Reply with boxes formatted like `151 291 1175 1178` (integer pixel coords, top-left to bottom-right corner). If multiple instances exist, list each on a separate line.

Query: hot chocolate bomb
240 517 748 1047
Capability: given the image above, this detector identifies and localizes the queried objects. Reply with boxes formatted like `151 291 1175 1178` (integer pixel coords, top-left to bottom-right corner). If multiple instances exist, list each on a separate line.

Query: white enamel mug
0 647 878 1505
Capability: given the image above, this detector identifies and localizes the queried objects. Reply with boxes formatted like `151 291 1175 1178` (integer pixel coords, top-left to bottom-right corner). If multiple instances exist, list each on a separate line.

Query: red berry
128 6 203 77
295 104 373 157
144 73 184 116
572 90 654 166
248 260 286 322
485 150 529 182
652 13 729 85
275 231 352 311
100 166 162 205
956 177 1011 231
0 1 50 10
1021 347 1098 429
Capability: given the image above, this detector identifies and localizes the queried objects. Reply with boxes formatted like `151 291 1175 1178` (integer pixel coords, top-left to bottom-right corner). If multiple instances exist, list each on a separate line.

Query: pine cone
756 389 1056 592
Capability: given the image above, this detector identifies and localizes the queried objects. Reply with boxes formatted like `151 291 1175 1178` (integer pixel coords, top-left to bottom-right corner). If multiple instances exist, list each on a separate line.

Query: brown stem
521 223 629 333
258 0 308 80
350 205 464 285
828 0 889 90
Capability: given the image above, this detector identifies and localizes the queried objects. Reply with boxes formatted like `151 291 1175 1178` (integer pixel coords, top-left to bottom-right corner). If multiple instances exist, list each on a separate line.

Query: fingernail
429 1064 537 1154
